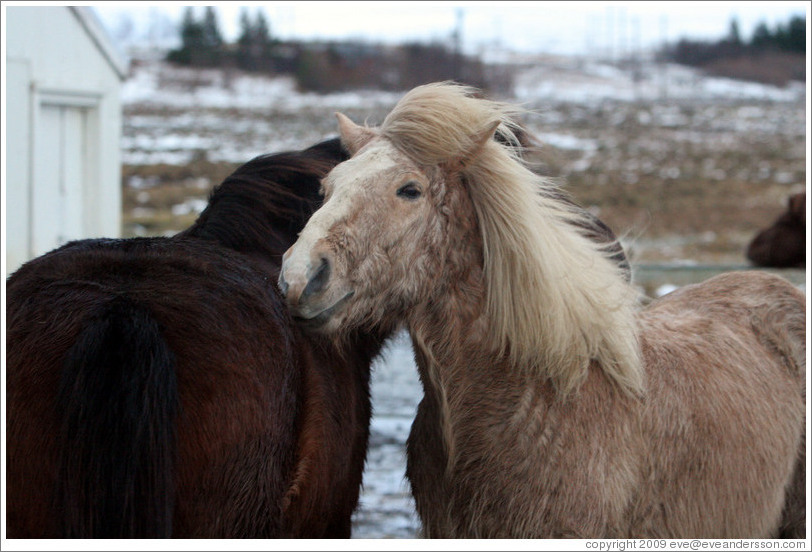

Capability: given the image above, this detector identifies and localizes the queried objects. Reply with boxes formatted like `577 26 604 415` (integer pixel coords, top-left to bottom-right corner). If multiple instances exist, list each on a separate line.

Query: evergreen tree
236 8 256 70
202 6 224 62
166 7 226 67
727 18 742 46
749 16 804 53
236 9 274 72
255 10 271 47
167 7 204 65
778 15 805 53
237 8 252 47
750 21 773 48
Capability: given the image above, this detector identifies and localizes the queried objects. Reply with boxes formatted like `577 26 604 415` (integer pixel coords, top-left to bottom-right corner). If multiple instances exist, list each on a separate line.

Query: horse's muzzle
280 256 329 303
279 250 353 327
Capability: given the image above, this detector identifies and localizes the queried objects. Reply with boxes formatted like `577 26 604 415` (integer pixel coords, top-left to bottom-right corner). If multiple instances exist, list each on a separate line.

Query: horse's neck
412 307 536 387
408 270 547 425
408 304 557 487
179 192 297 262
405 195 558 457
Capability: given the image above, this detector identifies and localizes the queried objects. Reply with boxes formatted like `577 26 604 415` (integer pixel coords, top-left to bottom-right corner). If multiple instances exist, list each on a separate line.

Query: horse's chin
292 291 354 333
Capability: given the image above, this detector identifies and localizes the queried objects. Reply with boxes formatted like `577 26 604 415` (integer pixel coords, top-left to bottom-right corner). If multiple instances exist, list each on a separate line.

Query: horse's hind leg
778 431 806 538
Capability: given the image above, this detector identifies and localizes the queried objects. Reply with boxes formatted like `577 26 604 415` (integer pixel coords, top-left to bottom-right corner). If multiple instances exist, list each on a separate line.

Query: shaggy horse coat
279 83 806 538
6 139 388 538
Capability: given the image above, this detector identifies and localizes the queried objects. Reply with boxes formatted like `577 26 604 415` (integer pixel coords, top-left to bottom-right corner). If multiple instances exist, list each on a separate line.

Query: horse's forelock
380 82 523 166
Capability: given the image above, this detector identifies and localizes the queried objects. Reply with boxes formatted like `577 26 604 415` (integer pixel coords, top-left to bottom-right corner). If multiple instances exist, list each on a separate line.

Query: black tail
56 297 178 538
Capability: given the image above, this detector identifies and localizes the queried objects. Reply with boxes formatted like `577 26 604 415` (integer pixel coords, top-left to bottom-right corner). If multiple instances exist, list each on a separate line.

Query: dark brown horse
747 192 806 268
6 138 390 538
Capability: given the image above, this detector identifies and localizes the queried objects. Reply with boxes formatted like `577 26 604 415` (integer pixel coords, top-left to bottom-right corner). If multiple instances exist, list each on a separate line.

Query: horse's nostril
301 256 331 301
278 272 289 297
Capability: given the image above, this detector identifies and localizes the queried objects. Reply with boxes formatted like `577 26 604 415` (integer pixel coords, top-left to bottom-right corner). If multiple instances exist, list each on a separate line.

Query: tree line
167 7 277 72
664 14 805 68
163 6 506 93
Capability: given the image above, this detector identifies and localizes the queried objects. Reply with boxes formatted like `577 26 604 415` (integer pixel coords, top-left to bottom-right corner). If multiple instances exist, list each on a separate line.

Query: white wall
5 6 125 276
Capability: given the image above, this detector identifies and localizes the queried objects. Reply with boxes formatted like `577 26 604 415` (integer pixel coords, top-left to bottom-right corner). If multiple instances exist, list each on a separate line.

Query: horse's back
6 238 303 537
644 270 805 379
635 271 805 537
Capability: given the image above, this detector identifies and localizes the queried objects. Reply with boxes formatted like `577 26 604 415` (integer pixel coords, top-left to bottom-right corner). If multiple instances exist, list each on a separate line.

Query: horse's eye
396 182 422 200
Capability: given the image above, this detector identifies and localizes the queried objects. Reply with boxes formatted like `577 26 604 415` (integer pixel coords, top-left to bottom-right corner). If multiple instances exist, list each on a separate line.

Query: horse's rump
636 271 805 537
57 296 177 537
6 238 303 537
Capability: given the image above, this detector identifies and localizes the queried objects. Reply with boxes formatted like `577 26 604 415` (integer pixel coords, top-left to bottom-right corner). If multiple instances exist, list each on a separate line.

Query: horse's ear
457 120 501 168
336 112 375 156
789 193 805 223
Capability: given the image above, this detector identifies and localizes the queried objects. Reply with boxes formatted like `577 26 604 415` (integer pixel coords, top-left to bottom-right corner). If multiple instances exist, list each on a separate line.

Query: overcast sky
93 1 808 57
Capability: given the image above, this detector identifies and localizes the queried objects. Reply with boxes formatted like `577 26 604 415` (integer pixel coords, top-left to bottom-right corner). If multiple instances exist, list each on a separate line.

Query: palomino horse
280 83 806 538
6 138 389 538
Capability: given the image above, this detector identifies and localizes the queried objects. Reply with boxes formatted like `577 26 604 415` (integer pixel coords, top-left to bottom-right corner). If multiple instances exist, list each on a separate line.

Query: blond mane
381 82 644 395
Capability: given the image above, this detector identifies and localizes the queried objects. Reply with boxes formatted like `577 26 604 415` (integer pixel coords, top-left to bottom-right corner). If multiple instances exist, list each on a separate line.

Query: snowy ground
121 62 401 166
120 55 804 167
351 331 422 539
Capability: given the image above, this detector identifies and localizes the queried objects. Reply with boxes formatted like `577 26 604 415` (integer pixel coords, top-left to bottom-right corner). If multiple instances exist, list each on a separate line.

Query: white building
5 6 127 276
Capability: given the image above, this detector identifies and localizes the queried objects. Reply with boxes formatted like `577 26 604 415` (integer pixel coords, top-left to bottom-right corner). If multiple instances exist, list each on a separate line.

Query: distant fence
632 263 806 297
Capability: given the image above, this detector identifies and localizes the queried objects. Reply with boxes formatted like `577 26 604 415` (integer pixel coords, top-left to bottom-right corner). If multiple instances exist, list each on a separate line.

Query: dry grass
121 158 239 236
522 99 806 263
704 52 806 87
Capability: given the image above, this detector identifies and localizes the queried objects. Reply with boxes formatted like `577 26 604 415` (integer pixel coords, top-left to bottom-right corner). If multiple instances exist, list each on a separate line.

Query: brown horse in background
279 83 806 538
747 192 806 268
6 138 390 538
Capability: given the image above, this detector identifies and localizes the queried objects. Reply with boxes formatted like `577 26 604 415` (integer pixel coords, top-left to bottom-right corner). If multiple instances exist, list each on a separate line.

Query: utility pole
659 14 669 100
452 7 464 81
631 15 642 98
605 5 614 62
618 6 627 62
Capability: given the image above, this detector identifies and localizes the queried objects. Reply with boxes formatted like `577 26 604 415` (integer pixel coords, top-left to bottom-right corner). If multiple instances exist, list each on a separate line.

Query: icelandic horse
747 191 806 268
279 83 806 538
6 138 389 538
